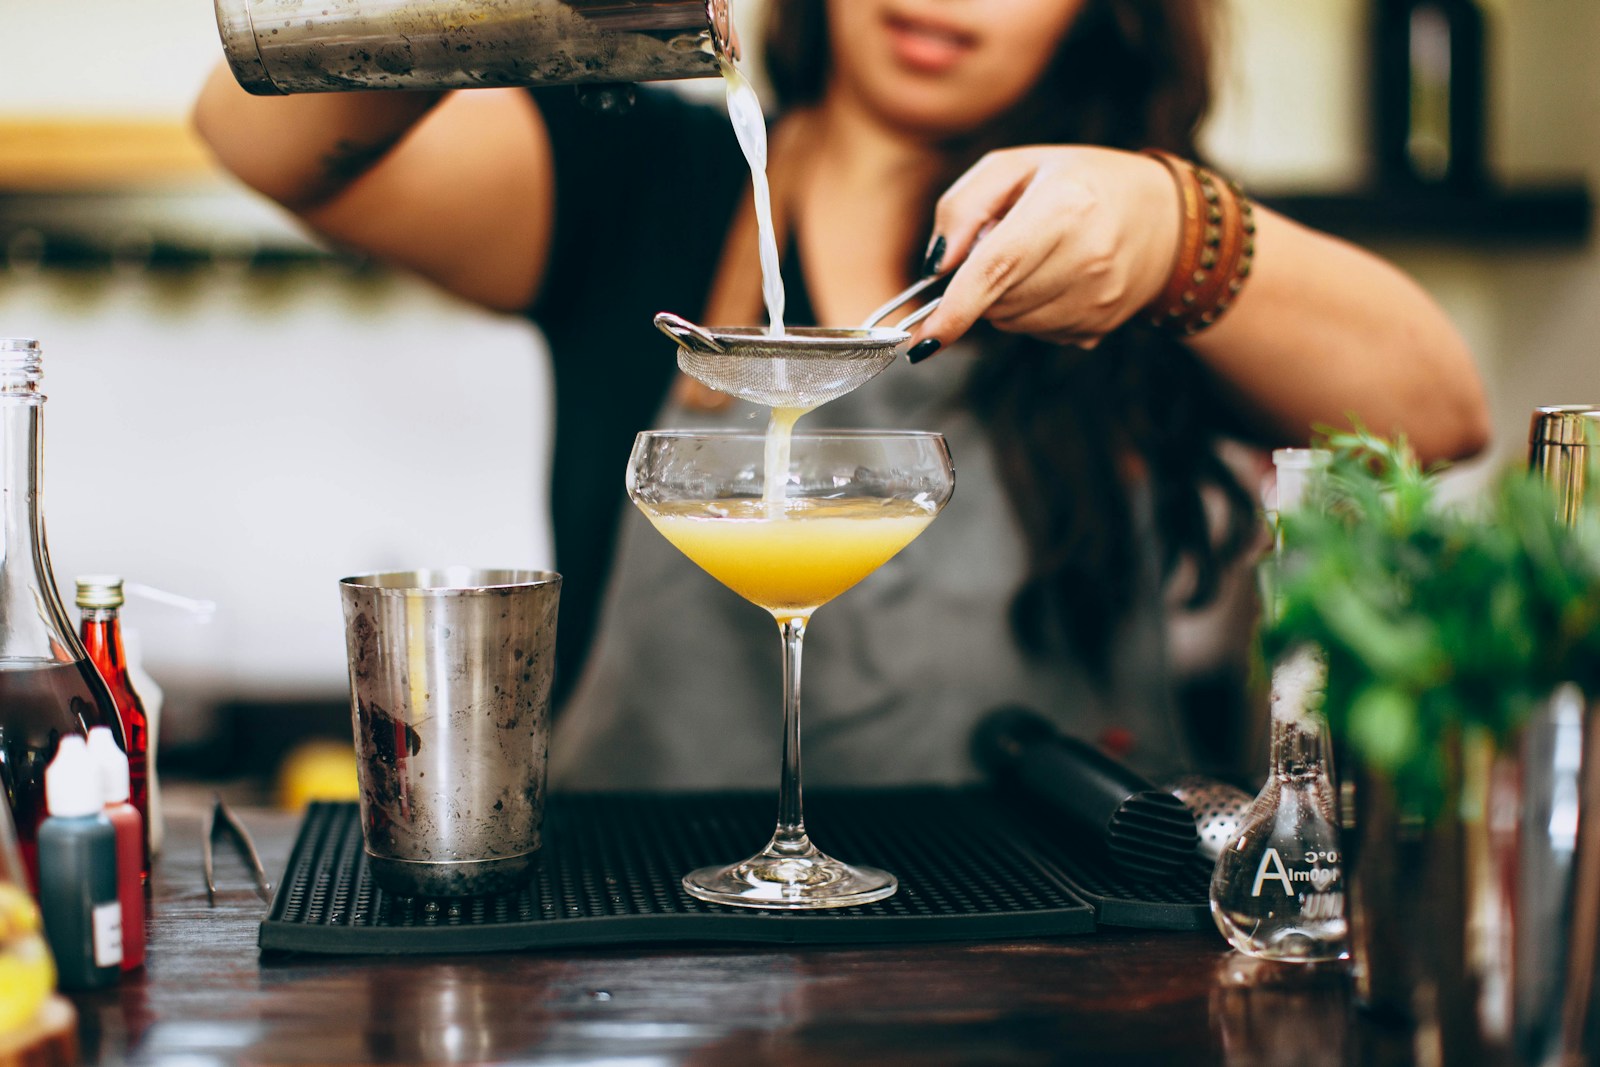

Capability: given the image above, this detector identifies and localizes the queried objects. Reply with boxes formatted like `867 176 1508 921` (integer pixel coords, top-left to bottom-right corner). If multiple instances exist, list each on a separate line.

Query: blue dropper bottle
37 735 121 990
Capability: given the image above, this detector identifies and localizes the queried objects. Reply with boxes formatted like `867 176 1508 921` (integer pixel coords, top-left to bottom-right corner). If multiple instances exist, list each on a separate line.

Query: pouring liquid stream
720 58 801 508
720 58 785 339
762 406 805 508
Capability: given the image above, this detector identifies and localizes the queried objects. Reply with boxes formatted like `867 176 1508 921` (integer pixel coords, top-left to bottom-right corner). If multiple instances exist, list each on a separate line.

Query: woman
193 0 1489 787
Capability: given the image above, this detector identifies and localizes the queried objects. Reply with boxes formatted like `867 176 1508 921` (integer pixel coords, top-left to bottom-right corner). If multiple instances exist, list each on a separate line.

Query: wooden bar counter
60 807 1394 1065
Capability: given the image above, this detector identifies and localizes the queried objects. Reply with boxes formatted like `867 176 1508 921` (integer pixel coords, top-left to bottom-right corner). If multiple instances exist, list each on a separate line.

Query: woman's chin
871 95 1003 141
843 65 1030 141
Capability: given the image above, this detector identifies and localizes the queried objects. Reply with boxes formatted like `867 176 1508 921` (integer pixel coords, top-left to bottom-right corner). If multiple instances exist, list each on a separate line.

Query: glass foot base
683 837 897 910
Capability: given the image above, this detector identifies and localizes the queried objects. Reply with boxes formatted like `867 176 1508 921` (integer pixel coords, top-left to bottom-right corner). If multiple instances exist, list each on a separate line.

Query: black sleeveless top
527 87 749 709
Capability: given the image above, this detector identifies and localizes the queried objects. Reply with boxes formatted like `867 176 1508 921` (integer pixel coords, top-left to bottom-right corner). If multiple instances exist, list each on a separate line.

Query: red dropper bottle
76 576 150 881
86 726 144 971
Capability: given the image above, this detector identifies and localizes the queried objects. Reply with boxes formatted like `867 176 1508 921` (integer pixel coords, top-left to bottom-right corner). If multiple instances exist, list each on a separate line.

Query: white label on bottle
92 901 124 968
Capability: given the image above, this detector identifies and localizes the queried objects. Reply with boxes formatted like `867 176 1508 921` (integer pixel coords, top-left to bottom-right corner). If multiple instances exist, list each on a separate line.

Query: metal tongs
202 793 272 905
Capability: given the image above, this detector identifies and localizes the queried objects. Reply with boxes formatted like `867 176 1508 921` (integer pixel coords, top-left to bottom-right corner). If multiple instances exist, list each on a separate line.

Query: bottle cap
1271 448 1332 515
86 726 131 804
45 736 104 818
75 575 126 610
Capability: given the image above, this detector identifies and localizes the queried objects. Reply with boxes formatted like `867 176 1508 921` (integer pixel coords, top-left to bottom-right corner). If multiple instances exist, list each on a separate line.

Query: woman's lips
883 13 978 74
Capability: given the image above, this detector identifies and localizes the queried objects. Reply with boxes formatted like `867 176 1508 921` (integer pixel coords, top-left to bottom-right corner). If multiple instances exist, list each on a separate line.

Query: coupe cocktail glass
627 429 954 909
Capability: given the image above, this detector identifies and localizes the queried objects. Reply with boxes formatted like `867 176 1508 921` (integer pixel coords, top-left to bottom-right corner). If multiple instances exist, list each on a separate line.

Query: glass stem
771 616 810 855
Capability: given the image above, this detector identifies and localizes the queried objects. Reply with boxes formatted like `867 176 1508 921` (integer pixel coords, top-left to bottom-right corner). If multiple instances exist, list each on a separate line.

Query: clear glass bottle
0 338 123 891
1210 448 1348 962
76 576 150 880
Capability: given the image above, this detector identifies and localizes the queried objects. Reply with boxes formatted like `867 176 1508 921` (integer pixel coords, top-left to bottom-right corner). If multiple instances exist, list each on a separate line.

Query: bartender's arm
192 68 552 313
912 146 1491 466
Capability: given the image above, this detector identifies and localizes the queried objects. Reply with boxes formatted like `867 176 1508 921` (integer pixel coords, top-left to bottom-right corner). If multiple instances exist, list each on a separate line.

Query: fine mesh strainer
654 272 946 410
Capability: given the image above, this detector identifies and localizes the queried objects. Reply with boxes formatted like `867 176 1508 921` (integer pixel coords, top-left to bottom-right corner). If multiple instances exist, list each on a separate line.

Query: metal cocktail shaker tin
215 0 733 95
1529 403 1600 525
1524 404 1600 1062
339 568 560 897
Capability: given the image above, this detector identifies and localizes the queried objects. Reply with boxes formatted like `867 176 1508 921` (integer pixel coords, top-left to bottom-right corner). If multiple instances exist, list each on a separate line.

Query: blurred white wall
0 0 552 735
1453 0 1600 475
0 274 550 738
1207 0 1600 498
1 0 1595 732
1 0 222 118
1206 0 1370 190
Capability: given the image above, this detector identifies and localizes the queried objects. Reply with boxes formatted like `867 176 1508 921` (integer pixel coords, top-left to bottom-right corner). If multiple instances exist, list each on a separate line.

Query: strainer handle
861 272 950 330
893 298 941 334
654 311 725 354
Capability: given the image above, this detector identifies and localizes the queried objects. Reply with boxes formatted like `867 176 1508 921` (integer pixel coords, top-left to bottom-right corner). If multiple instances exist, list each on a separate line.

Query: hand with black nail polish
910 146 1178 353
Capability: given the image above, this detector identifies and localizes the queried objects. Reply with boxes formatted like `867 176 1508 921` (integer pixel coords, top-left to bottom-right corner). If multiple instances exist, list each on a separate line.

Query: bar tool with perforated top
973 707 1199 882
1166 776 1253 863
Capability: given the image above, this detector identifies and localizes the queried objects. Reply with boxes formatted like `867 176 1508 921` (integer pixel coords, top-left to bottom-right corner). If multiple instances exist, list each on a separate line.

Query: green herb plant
1264 428 1600 815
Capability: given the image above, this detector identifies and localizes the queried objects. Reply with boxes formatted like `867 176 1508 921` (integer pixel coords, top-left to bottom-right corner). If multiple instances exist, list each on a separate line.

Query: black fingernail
907 339 942 364
921 235 946 277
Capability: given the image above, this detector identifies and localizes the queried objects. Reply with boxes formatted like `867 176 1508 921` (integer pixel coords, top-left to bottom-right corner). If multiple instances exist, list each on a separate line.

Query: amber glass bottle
77 577 150 882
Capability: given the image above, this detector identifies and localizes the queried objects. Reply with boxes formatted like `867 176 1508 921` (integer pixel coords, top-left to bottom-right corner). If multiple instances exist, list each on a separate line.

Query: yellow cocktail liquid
0 882 54 1033
641 497 935 619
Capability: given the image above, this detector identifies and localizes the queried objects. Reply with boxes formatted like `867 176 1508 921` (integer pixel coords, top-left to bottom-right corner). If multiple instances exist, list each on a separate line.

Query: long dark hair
765 0 1258 677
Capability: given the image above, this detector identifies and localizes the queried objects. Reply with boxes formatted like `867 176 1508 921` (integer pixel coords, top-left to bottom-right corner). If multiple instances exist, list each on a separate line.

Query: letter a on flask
1251 847 1296 896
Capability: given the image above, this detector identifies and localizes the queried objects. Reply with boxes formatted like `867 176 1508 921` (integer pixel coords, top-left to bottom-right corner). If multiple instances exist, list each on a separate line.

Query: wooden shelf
1261 183 1593 246
0 120 213 192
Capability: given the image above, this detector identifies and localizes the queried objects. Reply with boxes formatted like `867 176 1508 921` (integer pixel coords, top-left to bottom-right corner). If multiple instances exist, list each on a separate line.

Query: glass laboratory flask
0 339 123 891
1210 449 1348 962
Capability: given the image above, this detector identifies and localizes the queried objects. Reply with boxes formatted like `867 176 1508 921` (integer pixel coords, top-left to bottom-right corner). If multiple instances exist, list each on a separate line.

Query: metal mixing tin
216 0 734 95
340 568 561 897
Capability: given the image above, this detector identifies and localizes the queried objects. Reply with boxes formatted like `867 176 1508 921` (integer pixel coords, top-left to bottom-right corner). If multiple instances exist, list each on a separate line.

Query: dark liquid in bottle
0 659 122 890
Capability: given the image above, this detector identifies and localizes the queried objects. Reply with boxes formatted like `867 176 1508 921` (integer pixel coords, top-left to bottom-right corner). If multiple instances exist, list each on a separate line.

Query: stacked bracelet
1142 149 1256 336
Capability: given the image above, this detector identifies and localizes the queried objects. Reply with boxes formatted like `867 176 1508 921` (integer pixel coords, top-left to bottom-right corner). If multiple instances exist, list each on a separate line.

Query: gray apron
550 347 1192 789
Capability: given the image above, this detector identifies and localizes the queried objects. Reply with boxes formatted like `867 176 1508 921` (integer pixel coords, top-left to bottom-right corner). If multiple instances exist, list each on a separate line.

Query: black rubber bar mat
259 790 1105 954
1012 817 1215 931
1054 853 1214 931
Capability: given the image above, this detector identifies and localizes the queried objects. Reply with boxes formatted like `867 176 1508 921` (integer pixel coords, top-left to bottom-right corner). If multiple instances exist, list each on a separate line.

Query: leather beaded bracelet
1142 149 1256 336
